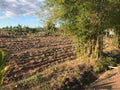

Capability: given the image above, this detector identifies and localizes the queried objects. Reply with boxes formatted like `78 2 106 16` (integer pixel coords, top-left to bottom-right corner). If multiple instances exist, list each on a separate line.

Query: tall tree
42 0 120 59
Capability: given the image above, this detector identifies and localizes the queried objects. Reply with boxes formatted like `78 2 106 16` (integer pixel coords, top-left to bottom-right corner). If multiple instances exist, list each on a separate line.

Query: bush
0 49 9 86
93 57 116 72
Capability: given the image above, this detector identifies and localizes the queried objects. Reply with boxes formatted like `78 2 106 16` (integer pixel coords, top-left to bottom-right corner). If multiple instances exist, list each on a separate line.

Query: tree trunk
115 26 120 48
118 28 120 48
97 35 103 59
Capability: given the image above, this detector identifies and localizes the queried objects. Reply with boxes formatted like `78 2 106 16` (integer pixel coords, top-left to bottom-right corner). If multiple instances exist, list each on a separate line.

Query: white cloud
6 0 16 2
38 0 44 1
5 11 16 17
0 0 45 19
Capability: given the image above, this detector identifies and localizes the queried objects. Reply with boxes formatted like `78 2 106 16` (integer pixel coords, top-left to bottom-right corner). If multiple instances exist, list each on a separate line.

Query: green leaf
0 66 9 86
0 49 4 67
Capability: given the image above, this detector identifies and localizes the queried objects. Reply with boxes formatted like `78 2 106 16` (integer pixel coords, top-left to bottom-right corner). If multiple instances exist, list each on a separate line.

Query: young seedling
0 49 9 86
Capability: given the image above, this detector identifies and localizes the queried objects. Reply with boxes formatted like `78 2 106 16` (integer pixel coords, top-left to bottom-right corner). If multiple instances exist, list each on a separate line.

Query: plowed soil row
0 35 76 85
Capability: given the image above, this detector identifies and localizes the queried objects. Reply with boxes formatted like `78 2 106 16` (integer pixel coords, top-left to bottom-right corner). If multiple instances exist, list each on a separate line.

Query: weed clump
93 57 116 72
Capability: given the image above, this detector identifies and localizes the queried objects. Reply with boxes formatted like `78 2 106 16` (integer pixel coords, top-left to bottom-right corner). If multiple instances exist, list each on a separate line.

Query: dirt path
89 48 120 90
89 69 120 90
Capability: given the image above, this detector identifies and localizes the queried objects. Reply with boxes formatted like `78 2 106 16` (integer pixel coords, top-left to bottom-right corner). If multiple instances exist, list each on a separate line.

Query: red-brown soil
0 35 76 85
1 35 120 90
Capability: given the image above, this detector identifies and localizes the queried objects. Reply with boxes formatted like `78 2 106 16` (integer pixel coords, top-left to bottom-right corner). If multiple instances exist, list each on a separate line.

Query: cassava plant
0 49 9 86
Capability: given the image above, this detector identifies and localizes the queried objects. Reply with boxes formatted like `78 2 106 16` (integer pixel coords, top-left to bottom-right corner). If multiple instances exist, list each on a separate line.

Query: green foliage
38 0 120 73
0 49 9 86
93 57 116 72
42 0 120 59
45 0 108 38
45 21 57 35
0 25 44 36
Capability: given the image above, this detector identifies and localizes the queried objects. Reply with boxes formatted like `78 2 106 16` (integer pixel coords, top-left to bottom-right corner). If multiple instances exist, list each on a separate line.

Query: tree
45 21 56 35
42 0 120 60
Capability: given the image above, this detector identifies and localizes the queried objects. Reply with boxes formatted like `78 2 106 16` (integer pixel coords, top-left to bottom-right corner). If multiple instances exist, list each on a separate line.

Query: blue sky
0 0 45 28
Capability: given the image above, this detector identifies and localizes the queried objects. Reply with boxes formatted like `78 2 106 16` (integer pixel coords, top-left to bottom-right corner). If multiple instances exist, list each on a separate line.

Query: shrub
93 57 116 72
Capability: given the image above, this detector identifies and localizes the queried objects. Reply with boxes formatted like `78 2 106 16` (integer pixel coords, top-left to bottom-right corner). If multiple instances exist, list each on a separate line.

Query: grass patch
93 57 116 73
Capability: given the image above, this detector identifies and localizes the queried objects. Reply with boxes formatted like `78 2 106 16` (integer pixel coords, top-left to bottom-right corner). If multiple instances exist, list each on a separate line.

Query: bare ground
0 35 76 85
